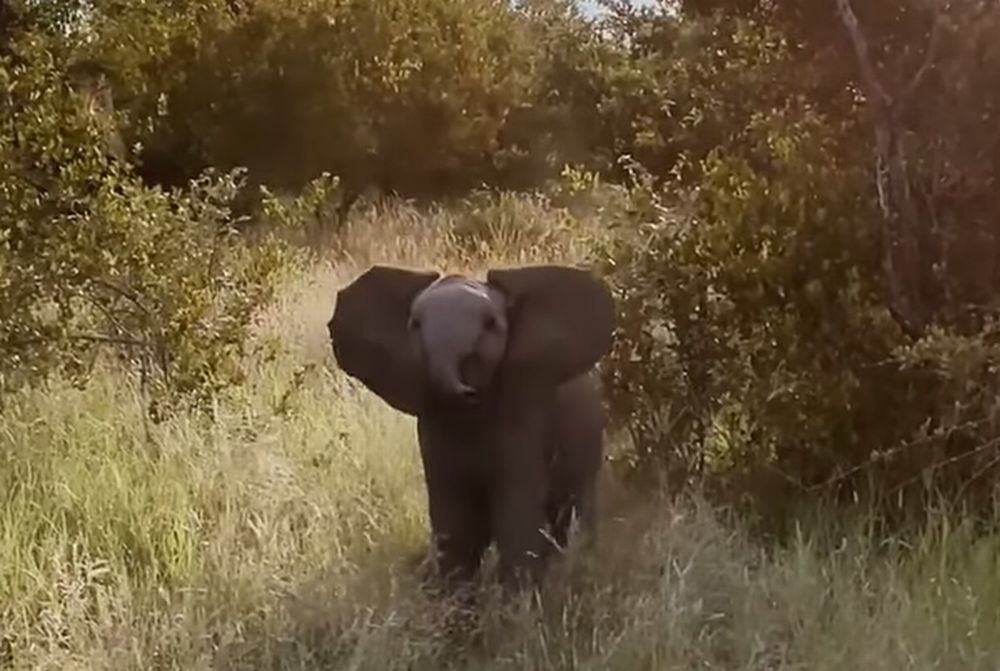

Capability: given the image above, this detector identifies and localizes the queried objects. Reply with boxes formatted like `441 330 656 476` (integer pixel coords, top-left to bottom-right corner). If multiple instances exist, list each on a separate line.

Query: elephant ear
328 265 440 415
487 264 615 383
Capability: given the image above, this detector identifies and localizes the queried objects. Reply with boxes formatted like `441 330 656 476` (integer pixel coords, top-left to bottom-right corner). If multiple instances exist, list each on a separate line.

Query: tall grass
4 197 1000 669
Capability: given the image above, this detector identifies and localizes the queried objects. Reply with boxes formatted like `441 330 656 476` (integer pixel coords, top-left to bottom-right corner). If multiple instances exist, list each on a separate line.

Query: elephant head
328 264 615 415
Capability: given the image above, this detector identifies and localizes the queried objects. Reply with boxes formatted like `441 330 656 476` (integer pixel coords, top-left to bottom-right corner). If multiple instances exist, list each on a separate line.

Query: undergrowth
3 200 1000 670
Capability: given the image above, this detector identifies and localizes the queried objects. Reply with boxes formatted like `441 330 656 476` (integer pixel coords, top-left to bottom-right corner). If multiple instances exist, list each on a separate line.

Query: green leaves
591 4 1000 524
590 12 901 510
94 0 545 201
0 43 288 416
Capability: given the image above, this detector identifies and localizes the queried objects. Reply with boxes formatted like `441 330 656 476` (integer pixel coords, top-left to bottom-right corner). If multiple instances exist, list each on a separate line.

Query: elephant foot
406 545 484 603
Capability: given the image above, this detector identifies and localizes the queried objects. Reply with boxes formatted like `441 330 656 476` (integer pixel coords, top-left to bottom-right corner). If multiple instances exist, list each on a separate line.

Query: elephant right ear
328 265 440 416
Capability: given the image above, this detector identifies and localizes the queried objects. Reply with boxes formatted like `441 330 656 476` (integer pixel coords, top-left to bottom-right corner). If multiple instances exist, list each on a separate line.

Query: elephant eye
408 317 421 331
483 315 498 331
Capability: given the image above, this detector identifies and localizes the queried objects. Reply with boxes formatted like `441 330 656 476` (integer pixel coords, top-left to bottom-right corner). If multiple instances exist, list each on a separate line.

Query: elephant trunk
419 316 481 403
427 354 477 402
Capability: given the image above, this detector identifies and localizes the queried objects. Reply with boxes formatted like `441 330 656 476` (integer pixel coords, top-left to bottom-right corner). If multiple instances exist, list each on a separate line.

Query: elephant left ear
487 264 616 382
328 265 440 415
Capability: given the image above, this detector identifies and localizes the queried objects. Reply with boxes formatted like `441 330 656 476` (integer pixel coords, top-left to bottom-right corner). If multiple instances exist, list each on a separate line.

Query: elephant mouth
426 384 483 410
425 354 492 407
423 368 481 406
459 391 481 406
451 384 482 405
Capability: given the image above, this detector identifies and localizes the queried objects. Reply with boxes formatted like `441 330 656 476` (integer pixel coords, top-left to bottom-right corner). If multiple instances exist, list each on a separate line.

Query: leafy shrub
0 38 288 415
92 0 540 202
593 11 1000 524
597 101 896 489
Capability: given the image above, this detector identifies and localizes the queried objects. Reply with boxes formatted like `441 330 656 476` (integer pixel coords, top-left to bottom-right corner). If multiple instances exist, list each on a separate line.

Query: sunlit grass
4 197 1000 669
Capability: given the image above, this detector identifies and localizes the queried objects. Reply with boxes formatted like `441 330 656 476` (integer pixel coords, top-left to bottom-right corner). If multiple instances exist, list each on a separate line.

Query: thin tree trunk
835 0 941 337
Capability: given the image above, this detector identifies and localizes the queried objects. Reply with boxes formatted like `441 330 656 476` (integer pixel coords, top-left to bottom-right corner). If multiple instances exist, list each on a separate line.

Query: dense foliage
4 0 1000 522
0 16 290 415
593 0 1000 522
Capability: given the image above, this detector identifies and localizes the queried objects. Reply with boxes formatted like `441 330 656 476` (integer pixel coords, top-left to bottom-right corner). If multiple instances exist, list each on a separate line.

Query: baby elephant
328 263 616 591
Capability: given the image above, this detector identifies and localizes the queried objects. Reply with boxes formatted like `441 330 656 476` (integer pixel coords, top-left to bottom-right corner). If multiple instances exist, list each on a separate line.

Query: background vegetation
4 0 1000 667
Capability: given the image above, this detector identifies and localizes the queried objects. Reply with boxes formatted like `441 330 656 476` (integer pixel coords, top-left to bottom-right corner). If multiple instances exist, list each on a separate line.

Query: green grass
4 199 1000 669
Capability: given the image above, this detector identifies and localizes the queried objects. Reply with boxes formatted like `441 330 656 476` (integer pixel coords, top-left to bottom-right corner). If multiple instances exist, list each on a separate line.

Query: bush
0 37 289 415
93 0 540 202
597 100 896 489
594 11 1000 524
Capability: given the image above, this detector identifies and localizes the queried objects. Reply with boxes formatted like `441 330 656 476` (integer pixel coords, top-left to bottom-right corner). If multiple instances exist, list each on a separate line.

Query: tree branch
89 278 154 318
834 0 892 110
835 0 943 337
899 15 943 109
6 332 150 349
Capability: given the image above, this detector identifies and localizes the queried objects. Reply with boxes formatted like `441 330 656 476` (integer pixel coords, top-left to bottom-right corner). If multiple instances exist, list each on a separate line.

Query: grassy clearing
4 200 1000 670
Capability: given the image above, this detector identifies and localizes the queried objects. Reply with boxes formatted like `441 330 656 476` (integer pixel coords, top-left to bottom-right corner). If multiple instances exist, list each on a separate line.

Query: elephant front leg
418 420 491 590
491 466 549 591
424 482 491 589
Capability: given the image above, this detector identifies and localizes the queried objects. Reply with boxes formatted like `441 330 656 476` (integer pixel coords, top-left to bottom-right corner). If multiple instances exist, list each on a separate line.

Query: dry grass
4 197 1000 670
